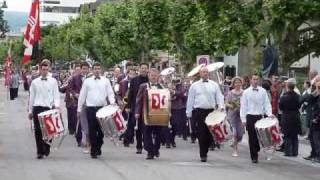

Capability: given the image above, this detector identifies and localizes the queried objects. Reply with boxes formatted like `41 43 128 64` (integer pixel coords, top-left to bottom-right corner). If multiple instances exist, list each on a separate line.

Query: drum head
96 105 119 119
187 64 204 77
205 111 226 125
206 62 224 72
38 109 58 116
255 117 277 129
160 67 175 76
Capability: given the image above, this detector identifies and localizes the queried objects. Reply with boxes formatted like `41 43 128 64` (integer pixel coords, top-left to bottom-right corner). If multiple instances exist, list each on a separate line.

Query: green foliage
0 8 9 38
36 0 320 71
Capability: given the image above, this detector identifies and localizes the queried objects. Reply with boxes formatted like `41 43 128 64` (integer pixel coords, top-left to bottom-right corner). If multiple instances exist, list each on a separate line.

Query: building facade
40 0 97 27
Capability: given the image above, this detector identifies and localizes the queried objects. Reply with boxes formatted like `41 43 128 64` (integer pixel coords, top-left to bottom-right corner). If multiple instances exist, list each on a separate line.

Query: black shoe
155 152 160 158
146 154 154 160
252 159 258 163
91 155 98 159
124 143 130 147
215 143 221 149
200 157 207 162
166 144 171 148
172 142 176 148
303 155 313 161
97 149 102 156
136 149 142 154
44 148 50 157
183 137 187 141
191 139 196 144
37 154 43 159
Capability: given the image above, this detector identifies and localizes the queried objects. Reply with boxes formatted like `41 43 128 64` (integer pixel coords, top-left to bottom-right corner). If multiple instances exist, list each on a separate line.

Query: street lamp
1 0 7 9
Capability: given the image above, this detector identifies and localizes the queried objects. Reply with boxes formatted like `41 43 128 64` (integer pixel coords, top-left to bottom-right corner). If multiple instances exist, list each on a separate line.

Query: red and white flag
20 0 40 65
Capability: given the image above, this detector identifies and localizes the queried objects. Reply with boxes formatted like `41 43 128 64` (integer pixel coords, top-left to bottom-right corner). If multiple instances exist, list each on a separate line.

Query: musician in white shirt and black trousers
186 67 224 162
28 61 60 159
240 74 274 163
77 62 115 159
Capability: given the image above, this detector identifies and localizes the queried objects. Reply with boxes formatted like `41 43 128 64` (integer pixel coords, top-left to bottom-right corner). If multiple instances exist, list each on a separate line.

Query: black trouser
23 82 29 91
124 112 135 145
144 126 162 155
67 106 82 144
32 106 51 156
309 126 317 157
136 117 144 150
10 88 18 100
283 135 298 156
192 108 214 158
86 107 104 156
246 114 262 160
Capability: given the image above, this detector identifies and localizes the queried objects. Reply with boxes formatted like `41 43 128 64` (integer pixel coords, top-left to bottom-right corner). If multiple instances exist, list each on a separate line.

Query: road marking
173 162 213 167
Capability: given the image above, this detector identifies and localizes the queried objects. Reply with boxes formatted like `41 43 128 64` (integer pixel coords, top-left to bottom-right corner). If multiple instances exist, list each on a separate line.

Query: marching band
24 58 320 164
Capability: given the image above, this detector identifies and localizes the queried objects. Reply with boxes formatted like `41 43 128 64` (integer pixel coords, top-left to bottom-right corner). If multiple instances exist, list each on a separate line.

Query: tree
0 8 9 39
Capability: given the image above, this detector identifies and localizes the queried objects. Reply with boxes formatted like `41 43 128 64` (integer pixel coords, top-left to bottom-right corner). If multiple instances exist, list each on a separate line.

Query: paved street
0 81 319 180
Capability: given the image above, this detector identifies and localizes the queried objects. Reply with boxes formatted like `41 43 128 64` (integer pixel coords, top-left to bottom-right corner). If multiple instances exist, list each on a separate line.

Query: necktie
95 76 100 80
253 88 259 91
41 77 47 81
203 80 208 83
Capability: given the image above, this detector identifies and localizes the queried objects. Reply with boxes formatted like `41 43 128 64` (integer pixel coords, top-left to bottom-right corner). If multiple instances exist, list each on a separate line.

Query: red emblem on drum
151 93 161 109
113 112 124 131
269 126 281 143
162 95 166 106
44 115 57 136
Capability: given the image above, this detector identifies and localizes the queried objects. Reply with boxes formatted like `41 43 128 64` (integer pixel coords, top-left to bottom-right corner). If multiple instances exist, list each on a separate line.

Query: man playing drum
28 60 60 159
240 74 274 163
186 67 224 162
77 62 115 159
135 68 167 160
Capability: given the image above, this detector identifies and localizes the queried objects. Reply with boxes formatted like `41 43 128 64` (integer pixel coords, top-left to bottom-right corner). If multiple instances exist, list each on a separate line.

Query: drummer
186 67 224 162
77 62 115 159
135 68 164 160
28 60 60 159
240 73 274 163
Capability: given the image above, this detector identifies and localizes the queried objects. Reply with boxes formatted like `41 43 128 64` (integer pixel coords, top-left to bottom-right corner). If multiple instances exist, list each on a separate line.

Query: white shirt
77 76 115 112
29 76 60 113
186 79 224 118
240 86 272 123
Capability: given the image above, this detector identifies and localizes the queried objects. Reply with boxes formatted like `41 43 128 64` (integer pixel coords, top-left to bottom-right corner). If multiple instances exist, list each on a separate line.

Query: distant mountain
3 11 28 33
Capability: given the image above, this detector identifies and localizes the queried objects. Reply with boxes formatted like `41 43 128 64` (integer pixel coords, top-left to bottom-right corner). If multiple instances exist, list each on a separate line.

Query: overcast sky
4 0 32 12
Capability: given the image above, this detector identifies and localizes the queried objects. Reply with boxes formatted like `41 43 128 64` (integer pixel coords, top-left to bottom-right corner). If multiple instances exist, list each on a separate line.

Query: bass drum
143 89 171 126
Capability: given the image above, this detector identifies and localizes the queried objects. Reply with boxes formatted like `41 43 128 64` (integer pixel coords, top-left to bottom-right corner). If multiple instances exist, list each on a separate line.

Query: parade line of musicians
9 58 320 163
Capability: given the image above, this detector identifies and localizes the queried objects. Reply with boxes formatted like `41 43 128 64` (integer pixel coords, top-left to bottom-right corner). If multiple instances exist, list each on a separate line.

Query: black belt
194 108 214 111
86 106 103 108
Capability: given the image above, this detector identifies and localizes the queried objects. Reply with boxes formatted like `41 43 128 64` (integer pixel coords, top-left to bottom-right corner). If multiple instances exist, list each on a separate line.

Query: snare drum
96 105 126 138
205 111 230 143
255 117 282 149
38 109 65 140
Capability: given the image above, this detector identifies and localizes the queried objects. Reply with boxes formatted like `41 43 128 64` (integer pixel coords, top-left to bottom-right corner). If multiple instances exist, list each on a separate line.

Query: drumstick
188 118 192 135
30 120 33 134
75 117 80 136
